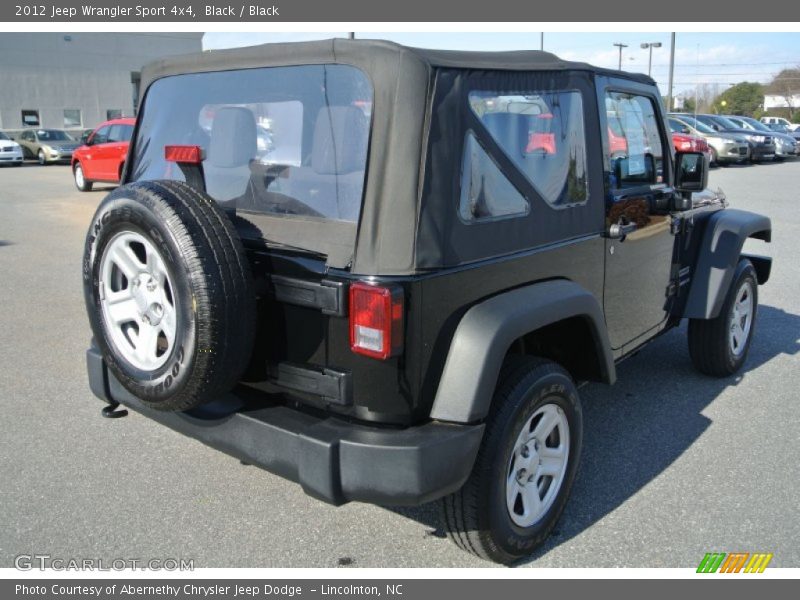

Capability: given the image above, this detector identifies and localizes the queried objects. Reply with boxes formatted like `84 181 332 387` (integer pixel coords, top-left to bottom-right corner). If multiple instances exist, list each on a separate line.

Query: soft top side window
469 90 589 209
459 132 529 222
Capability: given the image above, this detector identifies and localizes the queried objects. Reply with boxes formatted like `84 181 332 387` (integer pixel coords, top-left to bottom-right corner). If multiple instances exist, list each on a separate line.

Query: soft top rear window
129 64 373 261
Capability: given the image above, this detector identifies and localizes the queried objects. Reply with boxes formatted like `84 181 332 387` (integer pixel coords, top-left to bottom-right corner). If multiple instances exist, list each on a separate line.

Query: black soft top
141 38 654 88
138 39 655 275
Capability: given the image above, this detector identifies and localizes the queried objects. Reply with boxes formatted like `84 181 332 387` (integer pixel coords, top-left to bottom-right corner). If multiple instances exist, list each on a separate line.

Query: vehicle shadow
386 304 800 564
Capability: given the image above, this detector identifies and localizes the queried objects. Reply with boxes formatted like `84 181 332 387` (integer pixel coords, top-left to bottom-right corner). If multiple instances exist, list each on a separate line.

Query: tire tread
440 356 571 563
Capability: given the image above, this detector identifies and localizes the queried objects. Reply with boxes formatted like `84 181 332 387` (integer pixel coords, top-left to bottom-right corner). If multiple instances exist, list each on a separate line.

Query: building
0 33 202 134
764 93 800 110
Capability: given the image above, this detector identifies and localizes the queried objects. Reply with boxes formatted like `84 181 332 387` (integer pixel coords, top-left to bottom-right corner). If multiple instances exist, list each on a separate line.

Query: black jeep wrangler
84 40 772 564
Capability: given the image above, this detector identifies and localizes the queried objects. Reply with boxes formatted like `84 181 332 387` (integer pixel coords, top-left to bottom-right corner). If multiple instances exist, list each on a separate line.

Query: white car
0 131 24 166
760 116 799 132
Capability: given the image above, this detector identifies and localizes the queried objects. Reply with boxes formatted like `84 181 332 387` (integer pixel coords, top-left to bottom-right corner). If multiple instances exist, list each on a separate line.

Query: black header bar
2 0 799 22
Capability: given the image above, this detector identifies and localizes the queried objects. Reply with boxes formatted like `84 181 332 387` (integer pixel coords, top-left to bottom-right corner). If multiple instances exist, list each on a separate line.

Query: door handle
606 221 637 240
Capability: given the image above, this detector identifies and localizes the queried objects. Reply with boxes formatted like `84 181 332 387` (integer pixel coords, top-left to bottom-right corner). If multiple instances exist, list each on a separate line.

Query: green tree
712 82 764 116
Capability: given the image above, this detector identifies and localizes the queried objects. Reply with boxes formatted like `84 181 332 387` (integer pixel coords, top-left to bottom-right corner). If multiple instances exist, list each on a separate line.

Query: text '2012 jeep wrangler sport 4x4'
84 40 772 564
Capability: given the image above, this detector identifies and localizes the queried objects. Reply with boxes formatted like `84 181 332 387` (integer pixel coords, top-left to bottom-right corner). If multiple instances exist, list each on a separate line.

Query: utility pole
640 41 662 77
613 43 628 70
667 33 676 112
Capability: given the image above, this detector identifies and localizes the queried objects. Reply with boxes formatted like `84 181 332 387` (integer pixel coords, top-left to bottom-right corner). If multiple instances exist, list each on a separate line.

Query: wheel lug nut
142 315 150 324
520 445 529 458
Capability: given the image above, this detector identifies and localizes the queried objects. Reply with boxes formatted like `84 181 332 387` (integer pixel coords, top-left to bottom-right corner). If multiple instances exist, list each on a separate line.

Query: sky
203 31 800 97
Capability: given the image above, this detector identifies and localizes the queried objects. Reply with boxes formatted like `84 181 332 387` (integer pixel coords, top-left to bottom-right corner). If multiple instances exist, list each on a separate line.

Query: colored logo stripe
697 553 726 573
744 553 773 573
697 552 773 573
719 553 749 573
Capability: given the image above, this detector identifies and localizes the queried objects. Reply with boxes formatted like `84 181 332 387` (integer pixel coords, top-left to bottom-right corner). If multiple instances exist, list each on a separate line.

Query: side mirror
674 151 708 193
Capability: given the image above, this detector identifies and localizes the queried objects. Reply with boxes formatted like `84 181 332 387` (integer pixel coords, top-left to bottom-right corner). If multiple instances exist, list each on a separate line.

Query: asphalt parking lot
0 160 798 569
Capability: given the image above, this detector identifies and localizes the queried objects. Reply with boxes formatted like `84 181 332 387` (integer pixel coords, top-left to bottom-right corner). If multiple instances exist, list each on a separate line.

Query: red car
671 132 713 165
71 118 135 191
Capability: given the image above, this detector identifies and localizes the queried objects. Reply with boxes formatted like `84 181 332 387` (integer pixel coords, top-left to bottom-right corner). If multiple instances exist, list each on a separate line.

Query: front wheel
73 163 92 191
37 149 47 165
440 356 582 564
688 260 758 377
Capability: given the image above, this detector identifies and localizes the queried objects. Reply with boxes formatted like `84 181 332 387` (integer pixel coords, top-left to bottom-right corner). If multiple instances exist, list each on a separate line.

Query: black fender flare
429 279 615 424
684 209 771 320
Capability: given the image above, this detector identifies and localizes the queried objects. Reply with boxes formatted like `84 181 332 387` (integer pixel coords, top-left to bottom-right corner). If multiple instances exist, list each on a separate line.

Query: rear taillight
349 282 404 360
164 145 203 164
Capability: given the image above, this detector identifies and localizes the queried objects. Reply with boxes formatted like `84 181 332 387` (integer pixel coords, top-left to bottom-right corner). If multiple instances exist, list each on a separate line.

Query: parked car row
0 118 134 190
2 111 795 187
669 112 799 165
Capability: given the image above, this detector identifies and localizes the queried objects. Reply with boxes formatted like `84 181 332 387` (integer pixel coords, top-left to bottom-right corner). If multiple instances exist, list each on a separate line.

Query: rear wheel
83 180 256 411
73 163 92 191
688 260 758 377
440 356 582 564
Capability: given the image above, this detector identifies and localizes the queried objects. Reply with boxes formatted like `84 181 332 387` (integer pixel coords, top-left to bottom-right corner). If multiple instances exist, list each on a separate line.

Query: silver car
725 115 798 160
668 114 750 165
0 131 24 166
16 128 81 165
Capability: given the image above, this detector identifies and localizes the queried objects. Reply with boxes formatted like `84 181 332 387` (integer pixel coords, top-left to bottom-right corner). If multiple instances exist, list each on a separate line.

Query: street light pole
613 43 628 70
540 32 544 51
640 41 662 77
667 33 676 111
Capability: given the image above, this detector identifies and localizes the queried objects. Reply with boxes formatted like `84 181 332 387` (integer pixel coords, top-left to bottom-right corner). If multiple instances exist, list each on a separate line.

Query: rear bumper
87 346 483 506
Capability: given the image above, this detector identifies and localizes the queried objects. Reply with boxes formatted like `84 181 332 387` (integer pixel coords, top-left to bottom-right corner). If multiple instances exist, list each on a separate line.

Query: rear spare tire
83 180 256 411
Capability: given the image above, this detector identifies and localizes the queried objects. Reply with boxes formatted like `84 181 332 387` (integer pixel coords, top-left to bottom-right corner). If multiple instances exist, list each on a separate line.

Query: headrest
312 106 368 175
208 106 257 168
